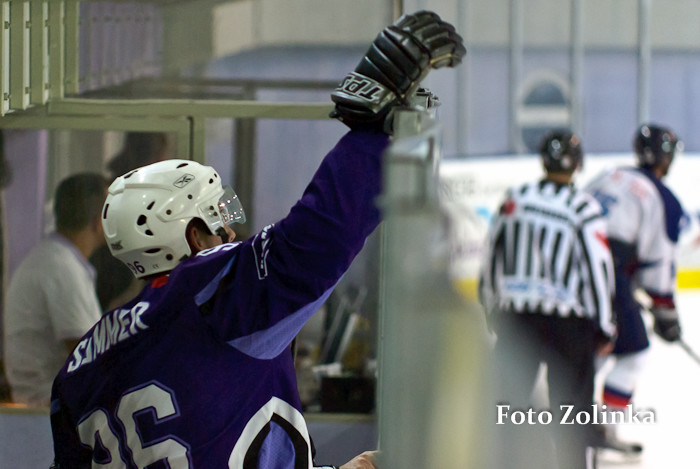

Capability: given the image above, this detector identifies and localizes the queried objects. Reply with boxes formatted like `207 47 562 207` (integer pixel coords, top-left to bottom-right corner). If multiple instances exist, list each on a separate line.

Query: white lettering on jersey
252 224 273 280
196 242 238 257
77 382 191 468
68 302 150 373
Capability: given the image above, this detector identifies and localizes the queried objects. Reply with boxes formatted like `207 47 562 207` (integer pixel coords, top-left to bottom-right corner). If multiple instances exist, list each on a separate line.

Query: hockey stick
679 339 700 367
633 289 700 366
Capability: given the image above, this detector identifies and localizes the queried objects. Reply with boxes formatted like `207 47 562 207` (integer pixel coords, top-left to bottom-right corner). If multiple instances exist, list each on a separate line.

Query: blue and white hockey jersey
585 166 684 310
50 129 389 468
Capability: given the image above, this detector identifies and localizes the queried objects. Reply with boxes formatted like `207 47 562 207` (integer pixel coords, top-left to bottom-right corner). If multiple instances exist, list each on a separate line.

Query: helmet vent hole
102 204 109 219
124 170 137 179
147 201 155 210
137 215 147 226
166 209 172 215
187 194 193 199
209 178 214 184
145 248 160 254
145 230 154 236
166 254 173 261
176 163 189 168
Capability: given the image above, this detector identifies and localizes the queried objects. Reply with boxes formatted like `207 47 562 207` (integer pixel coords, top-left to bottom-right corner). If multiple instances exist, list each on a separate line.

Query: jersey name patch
67 302 150 373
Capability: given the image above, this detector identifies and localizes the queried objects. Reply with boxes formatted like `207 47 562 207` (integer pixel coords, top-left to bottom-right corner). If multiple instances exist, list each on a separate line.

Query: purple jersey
50 129 388 468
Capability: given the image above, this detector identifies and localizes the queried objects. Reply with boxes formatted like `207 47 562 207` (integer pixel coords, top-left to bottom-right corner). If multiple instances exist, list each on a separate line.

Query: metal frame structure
0 0 350 235
0 74 338 225
0 0 668 157
0 1 342 207
376 99 488 468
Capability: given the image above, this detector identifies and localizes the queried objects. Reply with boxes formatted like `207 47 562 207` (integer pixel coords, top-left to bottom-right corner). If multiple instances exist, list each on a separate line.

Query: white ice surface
595 290 700 468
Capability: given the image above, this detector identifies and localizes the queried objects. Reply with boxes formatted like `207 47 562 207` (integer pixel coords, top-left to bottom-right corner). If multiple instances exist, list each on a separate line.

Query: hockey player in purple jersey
49 11 465 469
585 123 685 454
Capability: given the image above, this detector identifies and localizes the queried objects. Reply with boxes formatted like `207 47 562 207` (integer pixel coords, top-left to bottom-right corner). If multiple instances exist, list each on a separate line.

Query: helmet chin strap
216 227 230 245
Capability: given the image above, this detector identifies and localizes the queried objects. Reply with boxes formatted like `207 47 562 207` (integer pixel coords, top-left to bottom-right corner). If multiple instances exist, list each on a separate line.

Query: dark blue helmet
634 124 679 169
539 130 583 173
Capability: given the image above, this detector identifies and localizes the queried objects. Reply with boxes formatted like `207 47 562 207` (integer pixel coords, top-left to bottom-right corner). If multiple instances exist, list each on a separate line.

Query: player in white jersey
585 123 684 454
480 130 615 469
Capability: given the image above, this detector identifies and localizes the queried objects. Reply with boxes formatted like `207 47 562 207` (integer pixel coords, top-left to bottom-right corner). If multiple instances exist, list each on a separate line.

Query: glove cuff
330 72 397 119
650 305 678 321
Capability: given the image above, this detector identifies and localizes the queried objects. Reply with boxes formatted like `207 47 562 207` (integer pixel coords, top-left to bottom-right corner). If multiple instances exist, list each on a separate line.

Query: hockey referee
479 130 616 469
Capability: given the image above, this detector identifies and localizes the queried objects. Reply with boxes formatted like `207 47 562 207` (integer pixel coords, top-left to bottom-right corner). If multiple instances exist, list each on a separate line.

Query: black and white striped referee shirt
479 179 616 338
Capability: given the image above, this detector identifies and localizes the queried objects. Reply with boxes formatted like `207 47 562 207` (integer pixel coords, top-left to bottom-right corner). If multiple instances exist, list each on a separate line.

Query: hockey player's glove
330 10 466 131
651 306 681 342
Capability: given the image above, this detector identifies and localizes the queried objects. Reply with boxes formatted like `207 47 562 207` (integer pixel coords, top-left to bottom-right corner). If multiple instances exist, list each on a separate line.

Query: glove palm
651 305 681 342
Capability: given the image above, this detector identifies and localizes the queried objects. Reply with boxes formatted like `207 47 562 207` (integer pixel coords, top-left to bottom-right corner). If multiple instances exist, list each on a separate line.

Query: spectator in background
106 132 169 179
90 132 170 311
3 173 108 406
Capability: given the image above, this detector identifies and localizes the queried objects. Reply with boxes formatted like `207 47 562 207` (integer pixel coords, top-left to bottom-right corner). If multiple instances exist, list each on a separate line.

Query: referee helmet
539 130 583 174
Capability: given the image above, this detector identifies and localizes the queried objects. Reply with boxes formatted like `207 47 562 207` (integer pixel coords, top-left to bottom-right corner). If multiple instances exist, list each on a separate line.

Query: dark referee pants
488 312 599 469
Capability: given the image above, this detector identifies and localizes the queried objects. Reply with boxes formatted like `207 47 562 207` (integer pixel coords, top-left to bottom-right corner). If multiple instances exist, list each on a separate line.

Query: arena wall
440 153 700 297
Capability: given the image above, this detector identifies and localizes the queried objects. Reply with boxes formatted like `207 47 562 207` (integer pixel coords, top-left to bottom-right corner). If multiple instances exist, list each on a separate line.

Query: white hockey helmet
102 159 246 279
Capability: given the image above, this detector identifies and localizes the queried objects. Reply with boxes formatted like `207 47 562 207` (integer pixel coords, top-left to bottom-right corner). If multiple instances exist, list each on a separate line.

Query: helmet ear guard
102 159 246 279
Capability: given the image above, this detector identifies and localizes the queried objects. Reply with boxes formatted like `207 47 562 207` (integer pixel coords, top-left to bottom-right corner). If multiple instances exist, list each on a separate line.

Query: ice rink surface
595 290 700 468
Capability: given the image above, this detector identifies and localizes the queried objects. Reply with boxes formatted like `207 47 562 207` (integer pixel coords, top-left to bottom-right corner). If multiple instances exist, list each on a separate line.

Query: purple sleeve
50 383 90 466
190 129 389 357
275 129 387 282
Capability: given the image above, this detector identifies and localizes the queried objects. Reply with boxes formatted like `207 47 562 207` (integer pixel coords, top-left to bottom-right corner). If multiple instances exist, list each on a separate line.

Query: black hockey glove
651 306 681 342
330 10 466 130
